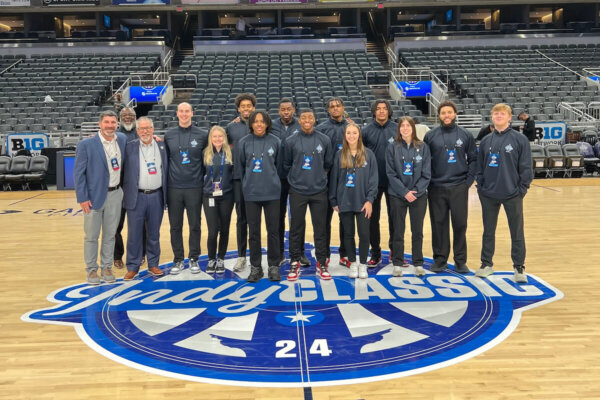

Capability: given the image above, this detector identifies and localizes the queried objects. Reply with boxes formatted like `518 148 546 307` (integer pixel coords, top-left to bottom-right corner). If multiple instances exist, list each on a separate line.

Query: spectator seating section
398 44 600 123
562 144 585 177
535 43 600 75
576 141 600 174
530 144 549 178
159 50 422 131
544 144 567 177
0 53 161 135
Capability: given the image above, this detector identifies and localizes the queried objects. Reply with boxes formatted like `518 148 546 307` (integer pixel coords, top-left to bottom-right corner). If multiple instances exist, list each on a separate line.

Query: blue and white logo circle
23 241 562 387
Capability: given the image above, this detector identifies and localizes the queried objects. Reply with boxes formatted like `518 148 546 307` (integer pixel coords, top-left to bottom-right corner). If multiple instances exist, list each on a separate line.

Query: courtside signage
23 245 562 387
6 133 49 156
396 81 432 97
537 121 567 145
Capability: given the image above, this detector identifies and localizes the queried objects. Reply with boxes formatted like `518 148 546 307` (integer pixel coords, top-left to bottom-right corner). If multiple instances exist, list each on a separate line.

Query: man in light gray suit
74 110 127 285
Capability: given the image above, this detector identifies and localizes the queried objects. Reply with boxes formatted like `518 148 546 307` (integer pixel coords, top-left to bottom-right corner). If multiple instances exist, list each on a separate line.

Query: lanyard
251 135 266 160
401 141 417 164
140 141 156 164
302 133 317 158
442 126 459 152
210 151 226 183
102 137 118 159
178 128 192 151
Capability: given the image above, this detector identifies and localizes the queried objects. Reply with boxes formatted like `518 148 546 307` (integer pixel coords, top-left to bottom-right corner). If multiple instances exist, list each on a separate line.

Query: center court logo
23 241 562 387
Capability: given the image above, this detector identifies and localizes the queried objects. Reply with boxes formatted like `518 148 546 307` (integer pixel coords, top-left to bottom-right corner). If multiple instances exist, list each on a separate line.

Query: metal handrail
535 50 588 80
156 77 172 104
0 58 22 76
558 102 597 122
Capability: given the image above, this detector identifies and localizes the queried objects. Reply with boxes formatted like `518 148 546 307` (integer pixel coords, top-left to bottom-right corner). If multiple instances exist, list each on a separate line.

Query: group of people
74 95 533 286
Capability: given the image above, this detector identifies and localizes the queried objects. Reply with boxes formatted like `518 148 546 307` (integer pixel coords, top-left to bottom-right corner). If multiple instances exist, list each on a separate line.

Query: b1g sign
6 133 49 156
536 121 567 145
23 244 562 387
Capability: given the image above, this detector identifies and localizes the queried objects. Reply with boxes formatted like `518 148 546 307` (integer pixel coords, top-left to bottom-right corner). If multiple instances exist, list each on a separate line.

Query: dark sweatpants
369 187 394 259
339 211 370 264
245 200 280 268
233 179 248 257
167 187 202 263
390 194 427 267
289 190 328 265
203 195 234 260
428 183 469 266
479 193 526 268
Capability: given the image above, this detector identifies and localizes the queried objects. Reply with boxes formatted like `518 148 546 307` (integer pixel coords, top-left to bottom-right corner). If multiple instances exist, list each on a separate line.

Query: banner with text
536 121 567 145
396 81 432 97
6 133 49 157
182 0 238 3
42 0 99 5
112 0 169 5
0 0 30 6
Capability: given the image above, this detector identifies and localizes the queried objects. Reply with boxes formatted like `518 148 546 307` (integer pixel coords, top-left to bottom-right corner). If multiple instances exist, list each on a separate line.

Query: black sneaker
455 263 470 274
430 262 447 273
299 254 310 267
268 265 281 281
247 266 264 283
206 259 216 274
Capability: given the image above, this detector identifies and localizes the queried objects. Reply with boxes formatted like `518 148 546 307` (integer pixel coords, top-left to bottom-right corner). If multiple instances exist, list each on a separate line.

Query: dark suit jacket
74 132 127 210
122 139 168 210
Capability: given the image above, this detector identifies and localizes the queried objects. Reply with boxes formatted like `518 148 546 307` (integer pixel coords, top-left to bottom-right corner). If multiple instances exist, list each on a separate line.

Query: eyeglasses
137 127 153 131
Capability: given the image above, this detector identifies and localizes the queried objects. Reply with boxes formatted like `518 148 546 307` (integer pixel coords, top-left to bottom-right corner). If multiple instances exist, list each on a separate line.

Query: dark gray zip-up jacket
423 124 477 187
476 128 532 199
386 140 431 199
164 125 208 189
271 117 301 142
317 117 348 152
329 148 379 213
202 150 234 197
234 132 282 202
226 119 250 148
283 129 333 195
362 119 398 189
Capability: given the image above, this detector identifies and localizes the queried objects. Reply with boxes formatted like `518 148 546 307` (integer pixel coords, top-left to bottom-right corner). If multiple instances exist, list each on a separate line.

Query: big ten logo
537 122 567 145
8 134 49 156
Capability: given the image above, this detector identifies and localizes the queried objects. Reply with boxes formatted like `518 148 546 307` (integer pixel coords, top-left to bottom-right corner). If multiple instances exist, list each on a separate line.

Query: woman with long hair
385 116 431 277
202 125 234 275
329 123 379 279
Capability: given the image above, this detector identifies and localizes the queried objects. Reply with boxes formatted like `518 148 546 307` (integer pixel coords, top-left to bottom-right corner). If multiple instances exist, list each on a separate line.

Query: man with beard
316 97 350 267
270 98 309 266
113 107 142 270
423 100 477 274
362 99 398 267
226 93 256 272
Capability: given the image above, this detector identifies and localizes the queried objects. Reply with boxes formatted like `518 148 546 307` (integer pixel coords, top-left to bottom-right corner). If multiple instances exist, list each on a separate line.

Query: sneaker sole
87 280 101 285
170 269 182 275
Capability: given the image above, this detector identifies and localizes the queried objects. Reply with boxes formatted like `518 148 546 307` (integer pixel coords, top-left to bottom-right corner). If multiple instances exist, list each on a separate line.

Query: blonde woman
202 126 234 274
329 123 379 279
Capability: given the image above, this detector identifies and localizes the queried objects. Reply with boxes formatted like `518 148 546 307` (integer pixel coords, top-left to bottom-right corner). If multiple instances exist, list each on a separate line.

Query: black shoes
455 263 470 274
268 265 281 281
247 266 264 283
430 261 448 273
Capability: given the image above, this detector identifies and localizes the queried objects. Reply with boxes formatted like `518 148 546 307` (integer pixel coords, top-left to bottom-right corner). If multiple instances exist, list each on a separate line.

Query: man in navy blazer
74 110 127 285
122 117 168 280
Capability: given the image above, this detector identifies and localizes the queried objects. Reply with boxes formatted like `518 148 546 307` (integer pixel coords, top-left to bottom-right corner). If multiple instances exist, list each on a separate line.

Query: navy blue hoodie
283 129 333 195
164 125 208 189
202 150 234 198
476 127 532 199
423 124 477 187
234 132 282 202
362 119 398 189
329 148 379 213
271 117 301 142
386 140 431 199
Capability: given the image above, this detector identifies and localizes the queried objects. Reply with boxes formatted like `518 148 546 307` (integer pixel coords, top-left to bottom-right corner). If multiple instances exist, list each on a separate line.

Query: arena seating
398 45 600 122
0 154 49 191
534 44 600 75
151 50 423 131
0 53 161 135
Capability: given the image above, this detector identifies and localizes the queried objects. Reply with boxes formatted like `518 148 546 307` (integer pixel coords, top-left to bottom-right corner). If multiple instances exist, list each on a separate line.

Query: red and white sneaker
367 257 381 268
287 261 301 281
316 262 332 280
339 257 351 268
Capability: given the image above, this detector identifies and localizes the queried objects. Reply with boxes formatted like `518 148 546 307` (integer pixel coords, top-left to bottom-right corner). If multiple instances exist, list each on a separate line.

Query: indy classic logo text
23 242 562 387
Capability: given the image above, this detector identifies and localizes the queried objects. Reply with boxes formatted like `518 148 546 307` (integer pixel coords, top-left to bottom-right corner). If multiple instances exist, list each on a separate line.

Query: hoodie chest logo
268 147 275 157
190 139 198 148
316 144 323 154
505 144 514 153
455 138 463 148
388 137 394 144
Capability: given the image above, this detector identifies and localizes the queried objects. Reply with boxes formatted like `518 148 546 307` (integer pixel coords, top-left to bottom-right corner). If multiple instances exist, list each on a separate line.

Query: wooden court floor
1 178 600 399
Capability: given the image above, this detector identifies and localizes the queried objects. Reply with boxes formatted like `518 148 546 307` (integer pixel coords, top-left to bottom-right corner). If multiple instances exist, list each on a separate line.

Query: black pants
369 187 394 259
390 194 427 267
428 183 469 266
203 195 234 260
339 211 370 264
167 187 202 263
279 179 305 256
233 179 248 257
289 190 328 265
245 200 280 268
479 193 526 268
326 204 346 258
114 207 146 261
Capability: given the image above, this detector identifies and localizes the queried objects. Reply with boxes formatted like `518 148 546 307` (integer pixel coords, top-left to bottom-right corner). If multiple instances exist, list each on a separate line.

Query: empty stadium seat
23 155 49 190
530 144 549 178
562 144 585 177
3 155 30 190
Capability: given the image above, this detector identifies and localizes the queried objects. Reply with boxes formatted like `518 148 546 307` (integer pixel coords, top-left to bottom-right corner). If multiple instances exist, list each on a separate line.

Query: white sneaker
233 257 247 272
358 264 368 279
475 265 494 278
349 262 359 279
392 266 403 277
514 266 528 283
189 259 201 274
170 261 184 275
414 266 426 276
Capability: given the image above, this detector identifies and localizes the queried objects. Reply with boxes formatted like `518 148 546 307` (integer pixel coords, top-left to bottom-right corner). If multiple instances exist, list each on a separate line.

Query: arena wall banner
112 0 169 4
319 0 373 2
250 0 307 3
0 0 30 6
181 0 239 3
42 0 99 5
6 133 49 157
536 121 567 145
